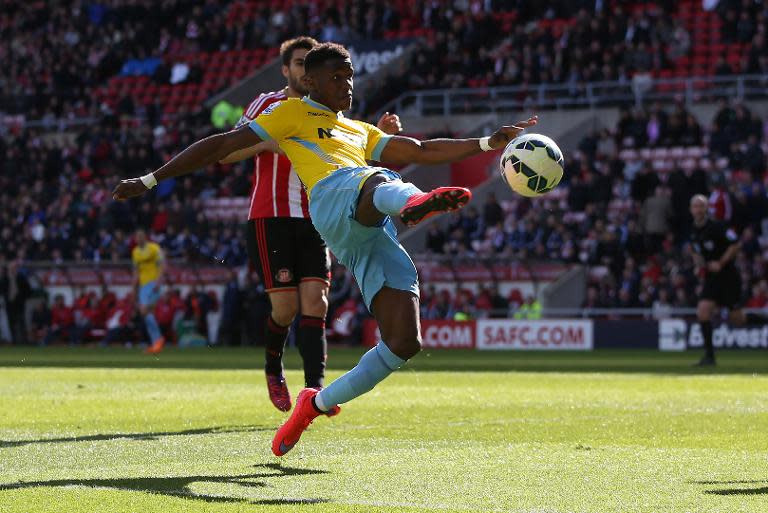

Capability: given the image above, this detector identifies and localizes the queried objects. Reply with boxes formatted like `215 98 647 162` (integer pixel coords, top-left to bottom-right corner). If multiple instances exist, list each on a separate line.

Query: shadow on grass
0 425 272 449
705 487 768 496
692 480 768 485
0 463 329 505
690 479 768 496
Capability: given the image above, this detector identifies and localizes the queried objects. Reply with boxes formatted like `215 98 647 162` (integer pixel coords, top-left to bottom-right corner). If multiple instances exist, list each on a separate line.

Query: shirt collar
302 96 344 118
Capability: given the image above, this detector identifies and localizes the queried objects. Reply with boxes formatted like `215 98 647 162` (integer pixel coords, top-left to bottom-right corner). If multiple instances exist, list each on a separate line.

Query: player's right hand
488 116 539 149
377 112 403 135
112 178 149 201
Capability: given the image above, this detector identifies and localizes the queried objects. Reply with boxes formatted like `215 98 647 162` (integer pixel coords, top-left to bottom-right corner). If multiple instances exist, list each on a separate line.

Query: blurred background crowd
1 0 766 345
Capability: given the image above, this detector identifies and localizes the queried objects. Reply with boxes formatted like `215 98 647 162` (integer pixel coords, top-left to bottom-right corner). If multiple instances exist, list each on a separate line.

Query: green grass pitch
0 346 767 513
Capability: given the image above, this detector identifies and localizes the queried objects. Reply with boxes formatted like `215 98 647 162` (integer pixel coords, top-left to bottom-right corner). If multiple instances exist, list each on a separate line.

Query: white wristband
140 173 158 189
479 136 493 152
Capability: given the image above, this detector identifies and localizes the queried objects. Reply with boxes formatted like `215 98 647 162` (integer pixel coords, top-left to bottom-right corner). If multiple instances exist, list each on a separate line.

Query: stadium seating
94 48 278 115
2 1 767 343
420 102 768 313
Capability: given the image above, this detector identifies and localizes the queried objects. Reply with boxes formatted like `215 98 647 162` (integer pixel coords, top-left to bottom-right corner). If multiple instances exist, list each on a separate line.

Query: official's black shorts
701 267 742 309
245 218 331 292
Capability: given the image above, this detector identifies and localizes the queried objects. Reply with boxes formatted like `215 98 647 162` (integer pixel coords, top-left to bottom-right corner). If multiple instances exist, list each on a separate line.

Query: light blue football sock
315 341 406 410
145 313 162 342
372 179 422 215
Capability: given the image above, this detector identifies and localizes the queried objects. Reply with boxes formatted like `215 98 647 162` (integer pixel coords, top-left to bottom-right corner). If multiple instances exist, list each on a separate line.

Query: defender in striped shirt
220 37 402 412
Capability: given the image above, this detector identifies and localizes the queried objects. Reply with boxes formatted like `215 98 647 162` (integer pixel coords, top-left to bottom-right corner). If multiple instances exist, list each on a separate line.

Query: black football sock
264 316 289 376
700 320 715 360
298 315 327 388
746 313 768 324
311 396 327 414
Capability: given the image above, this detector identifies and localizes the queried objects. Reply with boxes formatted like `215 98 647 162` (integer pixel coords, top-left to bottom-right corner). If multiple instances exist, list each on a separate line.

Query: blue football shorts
309 166 419 311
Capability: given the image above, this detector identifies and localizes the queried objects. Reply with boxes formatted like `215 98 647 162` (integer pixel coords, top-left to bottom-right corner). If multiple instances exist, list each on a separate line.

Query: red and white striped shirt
237 90 310 219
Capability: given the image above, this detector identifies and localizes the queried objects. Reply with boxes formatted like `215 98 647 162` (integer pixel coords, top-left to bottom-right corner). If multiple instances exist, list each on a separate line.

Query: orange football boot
399 187 472 226
271 388 340 456
144 336 165 354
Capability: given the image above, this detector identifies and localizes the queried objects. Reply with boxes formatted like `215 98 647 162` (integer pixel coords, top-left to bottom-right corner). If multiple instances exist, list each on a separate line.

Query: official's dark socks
298 315 327 388
701 320 714 359
264 316 289 375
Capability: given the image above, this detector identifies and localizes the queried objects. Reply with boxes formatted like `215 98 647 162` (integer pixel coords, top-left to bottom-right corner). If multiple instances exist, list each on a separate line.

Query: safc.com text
476 320 593 350
361 319 594 350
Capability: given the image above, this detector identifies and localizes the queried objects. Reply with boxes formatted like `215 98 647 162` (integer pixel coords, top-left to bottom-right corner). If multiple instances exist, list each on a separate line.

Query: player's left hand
488 116 539 149
376 112 402 135
112 178 150 201
707 261 722 273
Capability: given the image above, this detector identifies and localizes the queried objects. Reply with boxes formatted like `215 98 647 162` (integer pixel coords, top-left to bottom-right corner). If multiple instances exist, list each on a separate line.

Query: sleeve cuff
370 135 393 161
248 120 273 141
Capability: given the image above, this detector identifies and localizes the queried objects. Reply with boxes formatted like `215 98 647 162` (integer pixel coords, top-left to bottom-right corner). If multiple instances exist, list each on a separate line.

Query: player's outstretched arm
218 140 280 164
378 116 537 166
113 126 262 200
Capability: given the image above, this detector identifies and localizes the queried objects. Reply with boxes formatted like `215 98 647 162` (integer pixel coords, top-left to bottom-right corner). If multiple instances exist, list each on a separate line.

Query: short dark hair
280 36 318 66
303 43 351 73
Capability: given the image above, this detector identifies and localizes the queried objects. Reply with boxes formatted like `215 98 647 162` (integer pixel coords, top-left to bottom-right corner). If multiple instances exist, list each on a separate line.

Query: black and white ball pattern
500 134 564 197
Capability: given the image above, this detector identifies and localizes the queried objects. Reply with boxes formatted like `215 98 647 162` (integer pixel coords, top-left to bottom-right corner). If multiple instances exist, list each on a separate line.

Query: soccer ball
500 133 564 197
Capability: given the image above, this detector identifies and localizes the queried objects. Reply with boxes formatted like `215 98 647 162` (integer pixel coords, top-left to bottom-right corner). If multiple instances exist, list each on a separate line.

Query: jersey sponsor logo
316 127 365 147
275 268 293 283
307 111 330 117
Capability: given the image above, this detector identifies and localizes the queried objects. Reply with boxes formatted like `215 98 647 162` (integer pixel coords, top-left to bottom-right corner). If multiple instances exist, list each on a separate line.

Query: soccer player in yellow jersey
131 229 165 354
113 43 537 456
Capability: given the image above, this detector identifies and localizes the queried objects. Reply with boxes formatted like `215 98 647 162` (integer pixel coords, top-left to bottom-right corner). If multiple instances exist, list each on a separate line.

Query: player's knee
272 309 297 327
388 333 421 360
403 335 422 360
300 285 328 317
271 301 298 326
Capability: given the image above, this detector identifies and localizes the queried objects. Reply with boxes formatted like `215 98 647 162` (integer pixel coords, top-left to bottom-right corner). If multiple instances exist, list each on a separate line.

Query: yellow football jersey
248 97 392 195
132 241 162 286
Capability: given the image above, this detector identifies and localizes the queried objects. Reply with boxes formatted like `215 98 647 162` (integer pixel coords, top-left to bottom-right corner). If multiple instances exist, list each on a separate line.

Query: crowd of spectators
3 2 768 342
0 0 522 266
4 1 768 124
2 1 223 119
1 0 508 122
365 0 768 115
421 100 768 315
0 110 254 265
